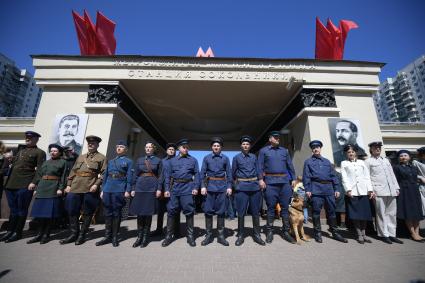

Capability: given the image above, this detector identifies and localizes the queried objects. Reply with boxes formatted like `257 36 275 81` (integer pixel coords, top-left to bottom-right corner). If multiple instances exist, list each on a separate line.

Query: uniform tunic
157 156 174 216
232 152 262 216
258 145 296 218
31 158 67 218
129 155 161 216
102 155 133 217
200 153 232 216
394 164 423 221
65 151 106 216
5 145 46 217
5 145 46 189
164 154 200 216
303 155 339 218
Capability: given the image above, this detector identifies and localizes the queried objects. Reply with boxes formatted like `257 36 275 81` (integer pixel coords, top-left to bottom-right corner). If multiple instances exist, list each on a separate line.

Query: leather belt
265 173 287 177
313 180 332 184
208 177 226 181
174 178 192 183
109 173 126 179
42 175 60 180
139 172 156 177
237 177 258 182
76 171 96 177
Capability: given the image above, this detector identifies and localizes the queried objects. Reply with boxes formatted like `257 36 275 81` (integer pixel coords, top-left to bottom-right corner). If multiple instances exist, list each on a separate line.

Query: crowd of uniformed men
0 130 424 247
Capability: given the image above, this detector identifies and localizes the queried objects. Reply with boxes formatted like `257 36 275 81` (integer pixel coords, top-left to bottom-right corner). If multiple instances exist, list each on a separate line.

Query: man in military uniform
232 135 265 246
152 143 181 237
303 140 347 243
200 137 232 246
1 131 46 243
60 135 107 245
96 140 133 247
258 131 296 244
162 139 200 247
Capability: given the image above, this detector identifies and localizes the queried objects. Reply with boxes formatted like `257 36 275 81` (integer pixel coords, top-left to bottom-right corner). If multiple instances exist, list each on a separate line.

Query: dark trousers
264 183 292 218
65 192 100 216
202 191 227 217
235 190 261 216
102 192 125 217
5 188 33 217
167 194 194 217
312 195 336 218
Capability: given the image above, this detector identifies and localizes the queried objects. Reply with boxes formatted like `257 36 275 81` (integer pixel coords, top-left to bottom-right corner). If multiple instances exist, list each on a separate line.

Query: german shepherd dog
288 194 310 244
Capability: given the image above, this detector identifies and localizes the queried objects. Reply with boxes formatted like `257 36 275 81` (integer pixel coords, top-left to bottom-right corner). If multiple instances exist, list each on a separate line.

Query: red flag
315 17 333 60
340 20 359 50
84 10 99 55
326 18 343 60
96 11 116 55
315 17 358 60
72 11 88 55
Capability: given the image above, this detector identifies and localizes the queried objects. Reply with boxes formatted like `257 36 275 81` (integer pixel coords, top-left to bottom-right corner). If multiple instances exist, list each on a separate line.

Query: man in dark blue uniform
258 131 296 244
200 137 232 246
96 140 133 247
1 131 46 243
152 143 181 237
232 135 265 246
162 139 200 247
303 140 347 243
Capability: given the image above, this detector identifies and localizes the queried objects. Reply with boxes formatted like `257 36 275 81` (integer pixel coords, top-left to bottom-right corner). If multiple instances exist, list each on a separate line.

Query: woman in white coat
341 144 375 244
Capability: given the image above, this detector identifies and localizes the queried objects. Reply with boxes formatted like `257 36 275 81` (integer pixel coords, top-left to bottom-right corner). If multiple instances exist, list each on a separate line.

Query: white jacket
365 156 400 196
341 159 373 196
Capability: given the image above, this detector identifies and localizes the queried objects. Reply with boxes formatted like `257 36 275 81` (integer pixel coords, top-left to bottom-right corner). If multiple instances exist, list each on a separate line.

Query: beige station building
1 55 424 171
1 55 424 218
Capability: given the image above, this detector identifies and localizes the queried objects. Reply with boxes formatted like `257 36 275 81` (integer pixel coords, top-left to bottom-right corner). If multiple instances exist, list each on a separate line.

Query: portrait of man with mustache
331 119 366 167
54 114 83 155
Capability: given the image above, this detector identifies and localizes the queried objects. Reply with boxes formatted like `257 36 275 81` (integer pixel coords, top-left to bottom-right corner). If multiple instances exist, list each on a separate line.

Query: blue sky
1 0 424 80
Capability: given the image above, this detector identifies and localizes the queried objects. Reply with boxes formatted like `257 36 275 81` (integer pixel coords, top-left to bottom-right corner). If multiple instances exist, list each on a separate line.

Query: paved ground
0 215 424 283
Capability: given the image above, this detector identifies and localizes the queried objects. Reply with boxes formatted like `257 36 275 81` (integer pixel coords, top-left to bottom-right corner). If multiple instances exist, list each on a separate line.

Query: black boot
96 217 112 246
329 217 348 243
252 215 266 246
265 215 274 243
60 216 80 244
201 215 214 246
112 217 121 247
174 213 181 238
161 215 175 247
150 212 164 237
235 216 244 246
6 216 26 243
0 215 18 242
141 216 152 248
132 216 144 248
282 217 296 244
75 215 91 245
186 214 196 247
217 216 229 246
40 219 51 244
27 218 44 244
312 215 323 243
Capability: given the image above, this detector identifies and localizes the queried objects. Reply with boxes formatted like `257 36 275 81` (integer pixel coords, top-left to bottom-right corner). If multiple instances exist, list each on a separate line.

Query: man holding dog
258 131 296 244
303 140 347 243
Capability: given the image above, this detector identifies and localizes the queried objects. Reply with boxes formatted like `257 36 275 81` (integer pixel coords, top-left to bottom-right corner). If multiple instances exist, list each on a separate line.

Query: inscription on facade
126 69 300 82
114 59 316 71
